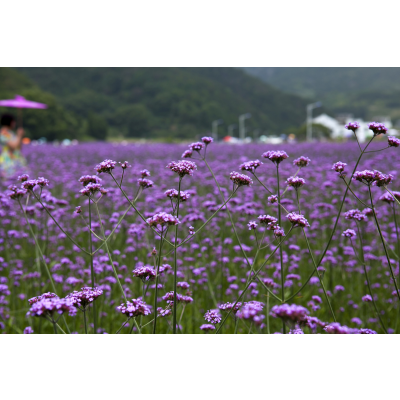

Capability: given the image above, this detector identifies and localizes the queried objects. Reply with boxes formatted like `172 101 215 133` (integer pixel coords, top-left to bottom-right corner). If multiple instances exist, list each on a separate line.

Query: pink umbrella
0 94 47 126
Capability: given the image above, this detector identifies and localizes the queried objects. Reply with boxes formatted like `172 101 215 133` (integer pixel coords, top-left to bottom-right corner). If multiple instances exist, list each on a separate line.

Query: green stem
368 186 400 303
173 178 182 334
153 229 166 334
88 200 97 334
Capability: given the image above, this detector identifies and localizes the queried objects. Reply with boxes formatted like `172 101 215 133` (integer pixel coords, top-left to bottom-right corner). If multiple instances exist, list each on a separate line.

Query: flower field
1 131 400 334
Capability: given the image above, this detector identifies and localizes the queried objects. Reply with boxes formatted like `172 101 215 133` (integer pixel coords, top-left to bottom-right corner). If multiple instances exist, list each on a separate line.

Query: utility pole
212 119 224 141
306 102 322 141
239 113 251 141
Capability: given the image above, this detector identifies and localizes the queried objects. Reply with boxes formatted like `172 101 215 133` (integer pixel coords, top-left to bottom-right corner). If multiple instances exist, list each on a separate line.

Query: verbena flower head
388 136 400 147
18 174 29 182
345 122 360 132
27 297 77 317
270 303 309 323
80 182 106 196
258 214 278 228
202 136 213 145
324 323 359 334
22 179 38 190
8 187 27 200
219 302 242 314
204 309 222 324
36 177 50 187
147 212 180 228
182 150 193 158
289 328 304 334
162 291 193 304
342 229 356 238
362 294 373 302
140 169 151 178
95 159 117 174
165 189 190 202
239 160 263 172
65 287 103 309
262 150 289 165
119 161 131 169
373 170 393 187
117 298 152 318
28 292 59 305
138 178 154 189
189 142 204 151
133 266 156 282
247 221 258 230
344 209 367 221
286 176 305 189
75 206 82 214
359 328 377 334
332 161 347 173
379 192 394 203
237 301 264 320
200 324 215 331
230 171 253 187
79 175 102 186
293 156 311 168
268 195 278 204
368 122 388 136
24 326 34 334
167 160 197 177
287 212 310 228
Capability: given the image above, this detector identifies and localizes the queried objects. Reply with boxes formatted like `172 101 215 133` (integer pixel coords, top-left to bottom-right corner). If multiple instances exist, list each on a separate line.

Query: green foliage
243 67 400 121
87 113 108 140
16 67 309 139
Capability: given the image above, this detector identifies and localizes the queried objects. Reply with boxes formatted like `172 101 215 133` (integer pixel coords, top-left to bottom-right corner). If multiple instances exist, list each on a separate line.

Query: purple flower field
1 131 400 334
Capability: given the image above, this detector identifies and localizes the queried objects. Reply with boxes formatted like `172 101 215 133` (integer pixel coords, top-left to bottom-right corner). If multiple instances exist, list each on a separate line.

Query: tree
87 113 108 140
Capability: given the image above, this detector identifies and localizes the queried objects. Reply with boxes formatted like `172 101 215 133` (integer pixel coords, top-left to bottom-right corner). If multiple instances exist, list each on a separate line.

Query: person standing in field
0 113 27 179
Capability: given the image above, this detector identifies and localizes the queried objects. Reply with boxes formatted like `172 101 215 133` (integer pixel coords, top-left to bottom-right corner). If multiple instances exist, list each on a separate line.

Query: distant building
312 113 398 142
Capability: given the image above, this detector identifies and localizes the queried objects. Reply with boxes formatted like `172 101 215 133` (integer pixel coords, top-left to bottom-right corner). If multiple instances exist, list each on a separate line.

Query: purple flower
345 122 360 132
332 161 347 173
293 156 311 168
18 174 29 182
342 229 356 238
271 304 309 323
239 160 263 172
167 160 197 177
28 292 58 305
133 266 156 282
65 287 103 310
119 161 131 169
368 122 388 136
95 159 117 174
286 212 310 228
138 178 154 189
362 294 372 302
262 150 289 165
344 209 367 222
268 195 278 204
202 136 213 145
200 324 215 331
147 212 180 228
189 142 204 151
182 150 193 158
288 328 304 334
237 301 264 321
204 309 222 324
230 171 253 187
247 221 258 230
27 297 77 317
388 136 400 147
79 175 102 186
379 192 394 203
140 169 151 178
219 302 242 314
117 298 152 318
23 326 34 334
165 189 190 202
286 176 305 189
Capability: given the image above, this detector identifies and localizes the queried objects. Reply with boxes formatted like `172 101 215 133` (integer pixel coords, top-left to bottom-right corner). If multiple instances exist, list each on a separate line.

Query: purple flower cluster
342 229 356 238
332 161 347 173
165 189 190 202
344 209 367 221
270 304 309 323
27 297 77 317
117 298 152 318
262 150 289 165
147 212 180 228
65 287 103 309
204 309 222 324
286 176 305 189
388 136 400 147
286 212 310 228
138 178 154 189
230 171 253 187
293 156 311 168
162 291 193 304
368 122 388 136
133 266 156 282
219 302 242 314
28 292 59 305
95 159 117 174
167 160 197 177
239 160 263 172
345 121 360 132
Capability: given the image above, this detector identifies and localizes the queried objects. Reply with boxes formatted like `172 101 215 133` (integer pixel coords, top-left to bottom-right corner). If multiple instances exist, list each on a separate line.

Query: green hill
0 68 85 141
15 67 308 140
242 67 400 122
